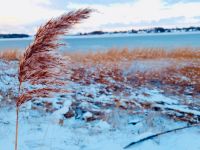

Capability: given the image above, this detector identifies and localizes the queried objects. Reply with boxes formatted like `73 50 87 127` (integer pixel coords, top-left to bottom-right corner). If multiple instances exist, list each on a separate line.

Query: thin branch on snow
124 124 200 149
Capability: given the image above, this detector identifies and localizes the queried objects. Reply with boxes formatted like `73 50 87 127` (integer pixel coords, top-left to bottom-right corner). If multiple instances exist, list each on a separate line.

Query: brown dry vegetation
64 48 200 123
0 48 199 97
0 48 199 124
1 47 199 61
0 49 22 61
66 47 200 64
14 9 92 150
65 48 200 97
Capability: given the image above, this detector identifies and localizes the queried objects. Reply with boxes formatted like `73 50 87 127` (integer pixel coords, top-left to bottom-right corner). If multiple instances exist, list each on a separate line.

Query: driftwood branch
124 124 199 149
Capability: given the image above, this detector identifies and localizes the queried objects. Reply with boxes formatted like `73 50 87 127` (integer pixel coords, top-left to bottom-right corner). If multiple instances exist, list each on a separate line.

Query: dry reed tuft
1 47 199 62
66 48 200 98
0 49 22 61
18 8 92 93
65 47 200 64
15 8 92 150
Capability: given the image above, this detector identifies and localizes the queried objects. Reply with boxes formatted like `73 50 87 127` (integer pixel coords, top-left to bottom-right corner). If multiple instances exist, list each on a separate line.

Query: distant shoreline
0 34 29 39
78 27 200 36
1 32 200 51
1 26 200 39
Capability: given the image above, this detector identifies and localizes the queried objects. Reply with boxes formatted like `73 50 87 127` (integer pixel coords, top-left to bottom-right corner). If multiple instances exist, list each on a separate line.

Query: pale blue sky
0 0 200 34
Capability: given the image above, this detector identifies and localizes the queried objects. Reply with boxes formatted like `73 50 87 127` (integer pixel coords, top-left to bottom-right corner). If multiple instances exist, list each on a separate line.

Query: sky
0 0 200 34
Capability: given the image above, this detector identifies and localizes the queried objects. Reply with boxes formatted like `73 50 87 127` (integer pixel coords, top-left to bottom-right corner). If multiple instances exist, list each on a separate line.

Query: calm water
0 32 200 52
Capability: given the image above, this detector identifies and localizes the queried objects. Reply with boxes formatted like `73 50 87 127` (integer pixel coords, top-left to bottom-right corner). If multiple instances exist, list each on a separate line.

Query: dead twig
124 124 200 149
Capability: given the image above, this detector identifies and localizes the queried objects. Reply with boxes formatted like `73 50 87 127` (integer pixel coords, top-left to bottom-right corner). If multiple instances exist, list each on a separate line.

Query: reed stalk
14 8 92 150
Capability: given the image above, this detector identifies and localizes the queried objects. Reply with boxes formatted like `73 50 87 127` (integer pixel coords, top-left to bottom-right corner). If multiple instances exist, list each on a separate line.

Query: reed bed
65 47 200 64
64 48 200 97
0 47 199 130
1 48 199 96
1 47 200 62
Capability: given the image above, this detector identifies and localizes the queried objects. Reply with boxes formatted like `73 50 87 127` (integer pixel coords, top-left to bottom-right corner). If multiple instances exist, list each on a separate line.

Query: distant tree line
0 34 29 39
2 26 200 38
79 26 200 35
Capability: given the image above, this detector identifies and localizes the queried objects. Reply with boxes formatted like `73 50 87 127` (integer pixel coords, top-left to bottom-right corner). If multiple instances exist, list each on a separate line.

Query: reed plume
15 8 92 150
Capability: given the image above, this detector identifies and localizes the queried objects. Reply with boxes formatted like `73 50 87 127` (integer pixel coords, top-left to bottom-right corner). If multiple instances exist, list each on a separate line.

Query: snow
130 88 179 105
154 104 200 116
52 100 72 120
126 127 200 150
0 107 200 150
126 60 172 73
83 111 93 119
0 60 200 150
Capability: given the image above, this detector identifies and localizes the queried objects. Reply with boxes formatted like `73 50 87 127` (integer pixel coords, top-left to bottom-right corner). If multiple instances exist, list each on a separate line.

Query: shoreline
1 33 200 52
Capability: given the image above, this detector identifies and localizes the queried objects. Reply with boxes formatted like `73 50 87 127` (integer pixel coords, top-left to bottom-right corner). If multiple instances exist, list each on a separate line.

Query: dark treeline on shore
1 26 200 39
0 34 29 39
79 26 200 35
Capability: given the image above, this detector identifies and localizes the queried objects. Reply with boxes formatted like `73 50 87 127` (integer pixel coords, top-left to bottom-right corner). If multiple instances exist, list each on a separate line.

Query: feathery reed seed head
17 8 92 107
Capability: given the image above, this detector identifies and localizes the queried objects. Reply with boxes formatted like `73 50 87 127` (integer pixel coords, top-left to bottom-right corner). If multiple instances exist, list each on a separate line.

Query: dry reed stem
15 8 92 150
17 8 92 106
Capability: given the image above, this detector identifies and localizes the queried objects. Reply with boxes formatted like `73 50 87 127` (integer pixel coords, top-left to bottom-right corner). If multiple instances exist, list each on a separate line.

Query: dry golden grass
0 49 22 61
70 60 200 98
0 48 199 95
63 48 200 97
65 47 200 64
1 48 199 95
1 47 199 62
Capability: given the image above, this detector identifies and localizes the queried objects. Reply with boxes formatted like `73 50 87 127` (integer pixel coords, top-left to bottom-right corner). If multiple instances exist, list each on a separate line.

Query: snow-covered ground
0 59 200 150
1 106 200 150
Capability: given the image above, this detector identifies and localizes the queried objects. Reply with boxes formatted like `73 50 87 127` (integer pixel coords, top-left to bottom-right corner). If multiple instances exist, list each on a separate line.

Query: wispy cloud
68 0 200 32
0 0 64 34
164 0 200 5
0 0 200 34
